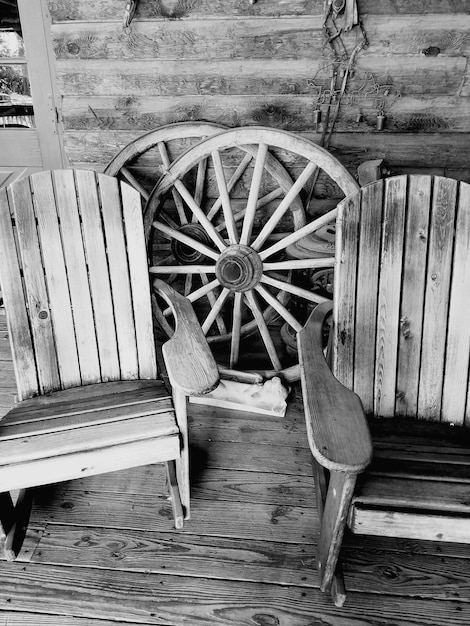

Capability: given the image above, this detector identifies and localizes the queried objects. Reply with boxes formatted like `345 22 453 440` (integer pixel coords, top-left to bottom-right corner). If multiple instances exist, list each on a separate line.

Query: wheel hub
215 245 263 292
171 223 212 264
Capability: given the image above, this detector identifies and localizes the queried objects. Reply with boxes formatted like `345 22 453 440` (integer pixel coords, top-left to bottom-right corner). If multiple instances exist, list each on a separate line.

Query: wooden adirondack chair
0 169 219 560
298 175 470 606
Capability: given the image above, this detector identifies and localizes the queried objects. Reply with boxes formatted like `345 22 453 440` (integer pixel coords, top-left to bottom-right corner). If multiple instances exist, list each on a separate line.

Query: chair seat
349 418 470 543
0 380 179 491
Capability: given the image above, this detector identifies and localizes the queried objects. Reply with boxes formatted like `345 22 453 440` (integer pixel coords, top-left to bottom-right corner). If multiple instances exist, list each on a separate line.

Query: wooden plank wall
47 0 470 189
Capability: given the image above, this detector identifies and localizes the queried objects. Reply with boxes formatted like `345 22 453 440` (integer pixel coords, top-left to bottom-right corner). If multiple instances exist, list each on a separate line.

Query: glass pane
0 64 34 128
0 0 34 128
0 31 25 58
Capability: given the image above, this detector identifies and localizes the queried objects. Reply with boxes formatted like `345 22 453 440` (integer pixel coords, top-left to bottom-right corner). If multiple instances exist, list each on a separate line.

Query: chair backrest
0 169 157 401
333 175 470 425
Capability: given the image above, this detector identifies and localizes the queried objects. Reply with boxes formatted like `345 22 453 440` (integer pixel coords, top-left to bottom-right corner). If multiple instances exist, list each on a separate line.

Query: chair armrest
297 302 372 473
153 279 219 396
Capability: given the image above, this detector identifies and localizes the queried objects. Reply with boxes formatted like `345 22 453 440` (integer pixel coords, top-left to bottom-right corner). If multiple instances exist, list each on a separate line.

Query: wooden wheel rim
104 121 228 178
146 126 359 381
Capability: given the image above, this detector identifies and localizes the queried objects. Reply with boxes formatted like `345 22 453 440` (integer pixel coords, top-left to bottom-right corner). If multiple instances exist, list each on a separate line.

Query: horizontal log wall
47 0 470 190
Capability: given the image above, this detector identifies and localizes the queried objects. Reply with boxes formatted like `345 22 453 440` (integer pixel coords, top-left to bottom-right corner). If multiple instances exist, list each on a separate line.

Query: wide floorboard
0 313 469 625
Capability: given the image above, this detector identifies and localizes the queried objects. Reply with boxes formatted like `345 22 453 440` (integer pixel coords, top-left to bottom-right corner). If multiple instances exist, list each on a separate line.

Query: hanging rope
306 0 366 208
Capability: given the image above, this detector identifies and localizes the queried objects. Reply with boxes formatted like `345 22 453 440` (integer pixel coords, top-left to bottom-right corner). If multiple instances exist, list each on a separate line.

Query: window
0 0 65 170
0 0 34 128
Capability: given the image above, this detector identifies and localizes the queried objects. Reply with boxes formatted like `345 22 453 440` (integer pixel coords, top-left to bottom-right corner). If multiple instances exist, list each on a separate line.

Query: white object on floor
190 376 289 416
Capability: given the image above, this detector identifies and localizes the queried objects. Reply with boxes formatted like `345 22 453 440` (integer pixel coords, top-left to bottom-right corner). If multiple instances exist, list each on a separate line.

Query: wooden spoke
263 258 334 271
244 290 282 370
259 209 338 260
157 141 188 225
202 288 230 335
255 284 303 332
158 210 180 230
163 276 221 317
215 188 284 234
153 220 219 261
184 273 193 296
257 187 284 208
173 179 227 252
171 190 188 225
212 150 238 244
149 265 216 275
194 157 208 210
252 161 317 251
200 272 227 334
120 166 149 201
207 152 253 221
261 274 329 305
187 277 221 303
230 291 243 368
240 143 268 245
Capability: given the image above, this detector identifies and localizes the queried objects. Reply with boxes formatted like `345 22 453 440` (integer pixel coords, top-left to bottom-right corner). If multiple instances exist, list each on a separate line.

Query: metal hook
123 0 138 30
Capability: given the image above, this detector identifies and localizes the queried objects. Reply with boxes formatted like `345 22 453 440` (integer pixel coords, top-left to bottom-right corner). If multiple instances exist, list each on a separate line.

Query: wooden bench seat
0 380 180 492
349 419 470 543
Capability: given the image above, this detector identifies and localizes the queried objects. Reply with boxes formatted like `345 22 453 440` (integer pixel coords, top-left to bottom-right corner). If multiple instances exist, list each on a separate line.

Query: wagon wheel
146 127 359 381
104 121 228 208
144 128 306 344
104 121 305 375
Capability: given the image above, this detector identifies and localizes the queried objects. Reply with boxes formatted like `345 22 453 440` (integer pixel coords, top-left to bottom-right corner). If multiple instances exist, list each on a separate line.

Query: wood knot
381 565 400 580
422 46 440 56
66 41 80 55
252 614 280 626
38 310 49 320
400 317 411 339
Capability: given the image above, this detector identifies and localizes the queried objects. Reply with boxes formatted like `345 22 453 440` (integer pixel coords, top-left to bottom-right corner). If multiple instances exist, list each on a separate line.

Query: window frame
0 0 66 169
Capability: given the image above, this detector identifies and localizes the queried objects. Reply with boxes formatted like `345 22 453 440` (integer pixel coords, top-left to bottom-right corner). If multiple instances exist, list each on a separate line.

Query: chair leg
312 460 348 607
165 461 184 529
0 489 32 561
172 389 190 522
316 468 356 599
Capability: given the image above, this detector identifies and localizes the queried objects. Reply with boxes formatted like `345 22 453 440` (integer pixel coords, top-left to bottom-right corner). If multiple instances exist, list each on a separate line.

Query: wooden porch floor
0 312 469 625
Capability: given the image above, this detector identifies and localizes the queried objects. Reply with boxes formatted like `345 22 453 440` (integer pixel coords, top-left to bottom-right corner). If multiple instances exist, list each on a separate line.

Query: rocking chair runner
298 175 470 606
0 169 219 560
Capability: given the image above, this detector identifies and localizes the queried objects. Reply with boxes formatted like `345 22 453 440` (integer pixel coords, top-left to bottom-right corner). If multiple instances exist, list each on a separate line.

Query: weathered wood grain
353 180 383 413
64 467 314 506
46 0 470 22
418 177 458 420
51 170 101 384
373 176 407 417
7 178 61 396
50 15 470 61
54 56 466 97
395 176 432 417
31 172 82 388
29 524 317 585
442 182 470 423
30 489 319 542
60 95 470 133
0 613 145 626
51 18 325 61
28 525 470 600
341 546 470 601
47 0 322 22
0 562 468 625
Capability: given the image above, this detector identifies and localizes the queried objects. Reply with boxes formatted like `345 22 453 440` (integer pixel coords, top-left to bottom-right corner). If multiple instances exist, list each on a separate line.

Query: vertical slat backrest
0 170 157 400
334 175 470 426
